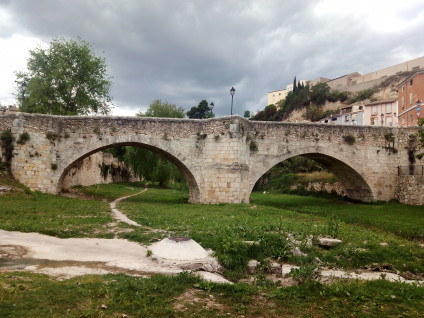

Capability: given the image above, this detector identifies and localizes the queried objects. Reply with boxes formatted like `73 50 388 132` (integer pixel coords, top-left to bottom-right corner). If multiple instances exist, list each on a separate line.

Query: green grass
251 192 424 240
117 188 424 280
1 272 423 317
0 191 114 238
1 180 424 317
71 181 146 201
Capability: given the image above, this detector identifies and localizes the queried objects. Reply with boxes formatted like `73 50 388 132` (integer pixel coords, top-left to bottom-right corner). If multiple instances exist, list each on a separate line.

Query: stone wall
395 175 424 205
62 152 138 189
1 113 422 204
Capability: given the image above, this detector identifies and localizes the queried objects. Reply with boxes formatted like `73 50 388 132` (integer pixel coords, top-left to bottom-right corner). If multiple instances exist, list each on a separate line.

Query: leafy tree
252 105 278 121
138 99 185 118
309 82 330 106
186 100 214 119
15 37 113 115
124 100 186 187
304 104 324 121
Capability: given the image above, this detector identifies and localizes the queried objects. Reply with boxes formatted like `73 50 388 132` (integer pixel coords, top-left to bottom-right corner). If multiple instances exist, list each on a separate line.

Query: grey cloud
1 0 424 116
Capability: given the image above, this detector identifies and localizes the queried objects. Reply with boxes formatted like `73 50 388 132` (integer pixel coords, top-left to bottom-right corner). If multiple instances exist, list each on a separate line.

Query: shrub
343 134 356 145
0 129 14 164
17 132 30 145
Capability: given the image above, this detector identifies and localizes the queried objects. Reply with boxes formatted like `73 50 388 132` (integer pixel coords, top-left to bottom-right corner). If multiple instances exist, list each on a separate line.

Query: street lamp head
210 102 214 111
380 113 384 118
21 82 28 92
48 97 53 104
230 87 236 96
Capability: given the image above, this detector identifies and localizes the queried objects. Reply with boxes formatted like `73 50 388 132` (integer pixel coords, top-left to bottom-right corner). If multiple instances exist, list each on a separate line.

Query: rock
243 240 260 246
315 257 323 264
282 264 299 277
247 259 260 274
291 247 308 257
318 237 342 248
270 262 282 275
379 242 389 246
196 271 233 284
101 304 107 309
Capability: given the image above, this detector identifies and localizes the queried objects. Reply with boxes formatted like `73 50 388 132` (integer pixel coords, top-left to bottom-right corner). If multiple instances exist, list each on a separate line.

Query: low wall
395 175 424 205
291 181 345 197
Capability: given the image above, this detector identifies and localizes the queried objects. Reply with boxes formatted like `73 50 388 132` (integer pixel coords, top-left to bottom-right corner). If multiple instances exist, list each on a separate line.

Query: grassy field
1 178 424 317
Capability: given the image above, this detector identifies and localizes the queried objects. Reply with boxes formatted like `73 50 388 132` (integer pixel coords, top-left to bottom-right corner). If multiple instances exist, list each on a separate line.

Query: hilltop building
267 79 308 106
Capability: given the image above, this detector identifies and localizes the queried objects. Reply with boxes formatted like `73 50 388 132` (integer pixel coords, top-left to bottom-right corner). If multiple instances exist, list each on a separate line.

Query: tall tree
293 76 297 93
138 99 185 118
15 37 113 115
186 100 214 119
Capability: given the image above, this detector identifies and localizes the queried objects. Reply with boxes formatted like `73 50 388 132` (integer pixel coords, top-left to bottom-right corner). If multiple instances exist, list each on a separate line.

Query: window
402 96 405 109
410 92 413 105
402 117 406 125
402 85 404 92
386 117 393 126
359 105 363 110
410 79 413 86
386 103 392 113
410 114 413 123
372 105 377 114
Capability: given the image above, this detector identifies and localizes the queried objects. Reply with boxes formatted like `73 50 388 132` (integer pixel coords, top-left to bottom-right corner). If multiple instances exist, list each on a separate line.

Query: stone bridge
0 113 420 203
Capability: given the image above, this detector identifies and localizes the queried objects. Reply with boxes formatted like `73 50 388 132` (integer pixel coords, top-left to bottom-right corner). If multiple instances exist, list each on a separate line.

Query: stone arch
56 141 200 203
249 147 374 202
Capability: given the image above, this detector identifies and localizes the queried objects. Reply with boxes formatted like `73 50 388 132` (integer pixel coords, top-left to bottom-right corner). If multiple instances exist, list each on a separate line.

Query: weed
326 215 340 238
343 134 356 145
51 163 58 170
250 140 258 152
17 131 30 145
196 133 207 140
93 125 101 135
46 131 59 143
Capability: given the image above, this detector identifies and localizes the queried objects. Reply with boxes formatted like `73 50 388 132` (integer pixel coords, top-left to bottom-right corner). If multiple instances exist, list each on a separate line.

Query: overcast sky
1 0 424 117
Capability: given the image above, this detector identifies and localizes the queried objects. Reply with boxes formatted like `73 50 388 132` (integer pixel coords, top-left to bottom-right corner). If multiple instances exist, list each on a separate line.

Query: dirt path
110 189 146 226
0 189 226 283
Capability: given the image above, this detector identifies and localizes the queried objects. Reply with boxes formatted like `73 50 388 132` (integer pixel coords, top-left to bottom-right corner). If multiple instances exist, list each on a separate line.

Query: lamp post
21 82 28 112
230 87 235 115
48 97 53 115
380 113 384 126
210 102 214 112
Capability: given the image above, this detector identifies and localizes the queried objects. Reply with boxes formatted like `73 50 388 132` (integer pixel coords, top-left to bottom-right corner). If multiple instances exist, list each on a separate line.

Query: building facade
398 71 424 127
267 79 308 106
364 99 398 126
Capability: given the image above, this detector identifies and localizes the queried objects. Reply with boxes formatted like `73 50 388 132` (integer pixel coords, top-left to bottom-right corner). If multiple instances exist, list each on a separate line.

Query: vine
0 129 14 167
416 118 424 160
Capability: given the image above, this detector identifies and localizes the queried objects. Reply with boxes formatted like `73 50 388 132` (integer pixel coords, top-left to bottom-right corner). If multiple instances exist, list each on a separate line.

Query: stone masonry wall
0 113 421 204
395 176 424 205
62 152 138 189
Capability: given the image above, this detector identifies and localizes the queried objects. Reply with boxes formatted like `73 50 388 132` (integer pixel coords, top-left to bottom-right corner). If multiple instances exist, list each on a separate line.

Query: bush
17 132 30 145
343 134 356 145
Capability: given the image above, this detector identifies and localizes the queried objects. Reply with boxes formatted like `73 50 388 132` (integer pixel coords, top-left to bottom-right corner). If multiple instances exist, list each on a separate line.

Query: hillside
282 70 415 122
